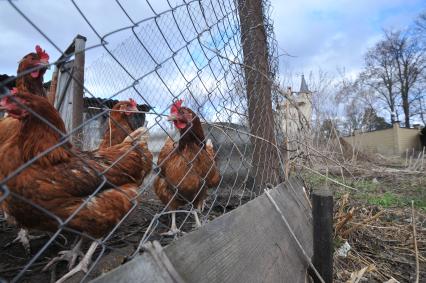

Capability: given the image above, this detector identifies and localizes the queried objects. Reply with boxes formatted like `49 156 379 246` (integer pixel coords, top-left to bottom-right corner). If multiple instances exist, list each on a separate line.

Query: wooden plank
91 248 175 283
71 36 86 147
57 34 88 63
277 177 313 247
283 177 312 222
47 65 59 105
165 182 312 283
54 61 75 133
93 178 312 283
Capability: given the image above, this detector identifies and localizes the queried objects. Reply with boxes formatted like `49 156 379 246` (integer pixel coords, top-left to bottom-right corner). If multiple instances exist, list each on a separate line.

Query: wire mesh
0 0 288 282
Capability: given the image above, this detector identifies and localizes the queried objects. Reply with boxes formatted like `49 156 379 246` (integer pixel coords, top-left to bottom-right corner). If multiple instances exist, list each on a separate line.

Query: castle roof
299 74 310 93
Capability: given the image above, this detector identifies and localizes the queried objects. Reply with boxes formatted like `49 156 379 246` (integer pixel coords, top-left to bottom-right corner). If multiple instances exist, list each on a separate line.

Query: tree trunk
419 98 426 125
402 80 410 127
237 0 281 191
402 96 410 127
387 85 396 123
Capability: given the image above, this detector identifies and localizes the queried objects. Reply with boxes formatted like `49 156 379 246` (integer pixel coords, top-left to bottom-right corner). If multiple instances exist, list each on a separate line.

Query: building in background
342 122 422 156
278 74 312 138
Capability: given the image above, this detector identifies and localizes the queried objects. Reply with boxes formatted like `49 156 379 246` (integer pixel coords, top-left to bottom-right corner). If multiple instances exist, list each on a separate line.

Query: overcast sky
1 0 424 91
271 0 425 84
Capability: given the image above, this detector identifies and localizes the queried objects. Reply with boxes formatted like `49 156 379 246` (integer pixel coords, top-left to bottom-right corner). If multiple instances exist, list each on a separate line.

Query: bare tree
420 98 426 125
410 88 426 125
333 69 383 135
414 11 426 125
360 38 399 122
308 68 335 129
361 107 391 131
385 30 426 127
344 98 364 134
415 11 426 36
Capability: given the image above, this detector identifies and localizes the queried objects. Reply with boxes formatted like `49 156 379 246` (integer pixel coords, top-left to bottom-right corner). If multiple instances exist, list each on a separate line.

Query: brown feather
16 52 48 97
0 93 147 238
154 108 220 211
0 117 19 144
99 101 135 148
0 50 49 150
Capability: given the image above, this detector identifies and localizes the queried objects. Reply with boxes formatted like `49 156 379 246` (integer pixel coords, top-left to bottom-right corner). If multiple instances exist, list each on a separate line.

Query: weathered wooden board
54 60 75 133
89 248 175 283
93 177 312 283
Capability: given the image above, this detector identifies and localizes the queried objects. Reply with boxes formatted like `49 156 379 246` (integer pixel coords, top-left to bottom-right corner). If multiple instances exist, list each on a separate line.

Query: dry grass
302 155 426 283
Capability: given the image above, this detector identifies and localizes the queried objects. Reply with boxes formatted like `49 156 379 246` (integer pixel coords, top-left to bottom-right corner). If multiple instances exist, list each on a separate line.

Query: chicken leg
5 228 45 255
193 201 204 228
161 211 181 236
43 237 84 271
201 199 206 212
54 241 99 283
192 210 202 228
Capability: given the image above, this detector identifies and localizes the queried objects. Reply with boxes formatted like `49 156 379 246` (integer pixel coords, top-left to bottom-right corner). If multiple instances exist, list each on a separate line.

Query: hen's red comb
35 45 49 61
170 99 183 113
173 99 183 108
129 98 137 107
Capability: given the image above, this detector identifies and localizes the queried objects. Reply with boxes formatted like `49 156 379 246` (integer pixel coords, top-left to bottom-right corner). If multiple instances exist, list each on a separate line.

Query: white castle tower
279 74 312 137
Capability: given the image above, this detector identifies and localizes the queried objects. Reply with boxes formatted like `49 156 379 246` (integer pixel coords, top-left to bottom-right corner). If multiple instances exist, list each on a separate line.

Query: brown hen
99 98 138 148
0 45 49 145
0 46 51 251
0 92 148 282
154 100 220 235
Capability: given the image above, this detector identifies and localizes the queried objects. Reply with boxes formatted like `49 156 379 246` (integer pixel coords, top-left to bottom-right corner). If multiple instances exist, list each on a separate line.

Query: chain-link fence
0 0 289 282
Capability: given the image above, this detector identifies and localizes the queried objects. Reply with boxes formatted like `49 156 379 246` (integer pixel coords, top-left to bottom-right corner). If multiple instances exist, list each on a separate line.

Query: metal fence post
237 0 281 190
312 187 334 283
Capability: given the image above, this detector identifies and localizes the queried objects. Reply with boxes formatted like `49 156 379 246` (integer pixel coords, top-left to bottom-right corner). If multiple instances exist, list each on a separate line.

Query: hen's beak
0 96 9 110
124 104 138 116
167 113 178 121
37 60 50 69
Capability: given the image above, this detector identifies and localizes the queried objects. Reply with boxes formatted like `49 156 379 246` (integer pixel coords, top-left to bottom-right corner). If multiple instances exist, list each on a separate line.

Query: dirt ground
0 185 253 283
303 157 426 283
2 155 424 283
